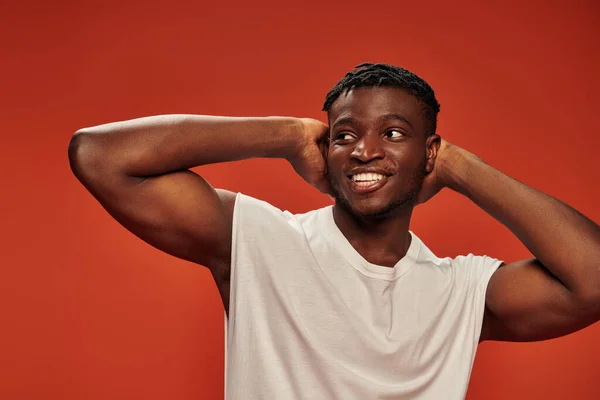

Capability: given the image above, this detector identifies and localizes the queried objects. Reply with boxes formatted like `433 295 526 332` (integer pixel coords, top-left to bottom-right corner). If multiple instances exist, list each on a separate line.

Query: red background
2 0 599 399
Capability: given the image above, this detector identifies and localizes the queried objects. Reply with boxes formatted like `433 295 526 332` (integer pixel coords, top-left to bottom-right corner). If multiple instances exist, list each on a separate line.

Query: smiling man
68 63 600 399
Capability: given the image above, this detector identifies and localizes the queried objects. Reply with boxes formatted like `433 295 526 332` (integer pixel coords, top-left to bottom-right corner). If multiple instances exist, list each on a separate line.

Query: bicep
482 258 596 342
80 167 235 277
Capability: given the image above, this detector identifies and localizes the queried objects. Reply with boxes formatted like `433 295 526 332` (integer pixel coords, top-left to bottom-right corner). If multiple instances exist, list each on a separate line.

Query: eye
334 132 354 141
386 129 405 139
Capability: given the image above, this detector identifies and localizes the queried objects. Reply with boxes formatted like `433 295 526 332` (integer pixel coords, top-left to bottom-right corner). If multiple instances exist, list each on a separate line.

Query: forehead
329 86 425 131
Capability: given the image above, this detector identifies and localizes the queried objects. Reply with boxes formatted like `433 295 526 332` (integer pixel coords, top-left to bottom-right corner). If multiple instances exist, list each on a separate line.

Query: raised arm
68 115 321 313
428 140 600 342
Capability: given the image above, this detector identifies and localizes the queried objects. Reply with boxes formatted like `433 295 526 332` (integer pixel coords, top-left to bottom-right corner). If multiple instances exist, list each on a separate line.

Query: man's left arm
440 142 600 342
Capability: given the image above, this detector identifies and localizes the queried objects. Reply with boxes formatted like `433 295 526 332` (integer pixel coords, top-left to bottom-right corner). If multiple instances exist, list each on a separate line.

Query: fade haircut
322 63 441 135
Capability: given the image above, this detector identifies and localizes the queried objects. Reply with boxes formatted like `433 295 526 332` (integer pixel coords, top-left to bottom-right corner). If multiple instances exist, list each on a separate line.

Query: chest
255 253 461 356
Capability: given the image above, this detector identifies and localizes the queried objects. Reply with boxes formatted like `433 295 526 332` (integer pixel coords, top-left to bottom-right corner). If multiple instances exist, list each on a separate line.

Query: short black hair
322 63 441 135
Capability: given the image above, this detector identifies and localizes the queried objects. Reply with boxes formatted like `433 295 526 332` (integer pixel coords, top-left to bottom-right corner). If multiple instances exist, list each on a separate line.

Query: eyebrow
380 113 413 128
332 113 413 131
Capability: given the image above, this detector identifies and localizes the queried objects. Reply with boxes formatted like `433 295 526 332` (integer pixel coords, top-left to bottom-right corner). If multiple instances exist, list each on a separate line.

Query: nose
350 134 385 162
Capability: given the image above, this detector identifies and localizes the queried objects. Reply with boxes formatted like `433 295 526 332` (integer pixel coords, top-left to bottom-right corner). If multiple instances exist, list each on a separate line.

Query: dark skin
318 87 600 342
69 87 600 344
325 87 435 268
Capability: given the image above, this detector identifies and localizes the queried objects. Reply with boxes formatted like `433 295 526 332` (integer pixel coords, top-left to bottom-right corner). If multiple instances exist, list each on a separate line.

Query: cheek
326 149 347 171
394 147 427 166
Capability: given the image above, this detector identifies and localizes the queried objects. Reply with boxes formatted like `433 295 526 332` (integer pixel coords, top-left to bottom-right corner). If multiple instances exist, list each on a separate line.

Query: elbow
68 130 87 174
68 129 85 162
68 129 101 181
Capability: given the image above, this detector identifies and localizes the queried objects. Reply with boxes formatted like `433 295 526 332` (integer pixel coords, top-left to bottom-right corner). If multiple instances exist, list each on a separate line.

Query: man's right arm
68 115 305 290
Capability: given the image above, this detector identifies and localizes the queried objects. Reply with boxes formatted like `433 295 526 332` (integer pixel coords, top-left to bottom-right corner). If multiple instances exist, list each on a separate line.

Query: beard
326 157 427 221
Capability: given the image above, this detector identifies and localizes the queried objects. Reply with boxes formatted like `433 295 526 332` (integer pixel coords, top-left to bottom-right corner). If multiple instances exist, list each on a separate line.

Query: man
68 63 600 399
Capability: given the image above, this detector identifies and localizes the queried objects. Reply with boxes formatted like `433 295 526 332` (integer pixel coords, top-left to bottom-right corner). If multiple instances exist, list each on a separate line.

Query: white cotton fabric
224 193 502 400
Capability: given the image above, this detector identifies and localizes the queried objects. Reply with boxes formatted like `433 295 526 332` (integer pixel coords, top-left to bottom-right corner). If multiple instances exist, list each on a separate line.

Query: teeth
352 173 385 182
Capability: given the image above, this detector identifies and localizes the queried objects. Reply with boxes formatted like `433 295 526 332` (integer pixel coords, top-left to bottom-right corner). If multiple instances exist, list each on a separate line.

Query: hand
416 138 461 205
287 118 333 196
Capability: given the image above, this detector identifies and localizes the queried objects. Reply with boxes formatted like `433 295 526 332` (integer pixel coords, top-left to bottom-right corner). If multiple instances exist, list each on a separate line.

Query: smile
346 173 390 194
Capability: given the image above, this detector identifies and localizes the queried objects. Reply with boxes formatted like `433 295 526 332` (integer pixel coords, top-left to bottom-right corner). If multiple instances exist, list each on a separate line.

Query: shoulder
436 252 504 290
403 234 504 281
447 253 503 272
456 254 504 283
233 193 310 221
232 193 326 234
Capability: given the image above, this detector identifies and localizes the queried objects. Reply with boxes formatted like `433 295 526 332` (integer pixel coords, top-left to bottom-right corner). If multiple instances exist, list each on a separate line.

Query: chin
327 174 421 220
337 193 413 220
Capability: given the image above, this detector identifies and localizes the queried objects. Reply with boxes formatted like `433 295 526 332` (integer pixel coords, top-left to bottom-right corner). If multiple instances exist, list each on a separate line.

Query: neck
332 203 414 266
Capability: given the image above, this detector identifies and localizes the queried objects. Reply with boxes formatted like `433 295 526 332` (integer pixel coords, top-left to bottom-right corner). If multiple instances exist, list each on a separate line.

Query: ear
425 134 441 173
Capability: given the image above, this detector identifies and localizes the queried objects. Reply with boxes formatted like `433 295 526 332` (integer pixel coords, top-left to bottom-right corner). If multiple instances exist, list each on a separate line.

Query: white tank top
224 193 502 399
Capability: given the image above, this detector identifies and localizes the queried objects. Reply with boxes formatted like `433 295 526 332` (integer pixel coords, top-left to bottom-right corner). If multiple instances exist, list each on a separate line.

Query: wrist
286 117 307 160
263 116 304 160
439 144 479 195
